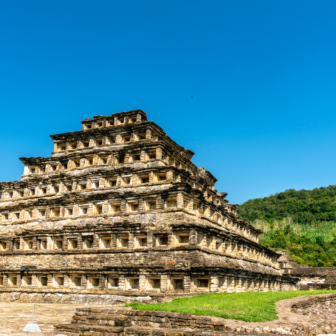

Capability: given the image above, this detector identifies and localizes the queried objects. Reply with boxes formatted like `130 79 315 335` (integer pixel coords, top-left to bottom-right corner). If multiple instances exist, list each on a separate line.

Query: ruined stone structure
278 252 336 290
55 307 229 336
0 110 296 304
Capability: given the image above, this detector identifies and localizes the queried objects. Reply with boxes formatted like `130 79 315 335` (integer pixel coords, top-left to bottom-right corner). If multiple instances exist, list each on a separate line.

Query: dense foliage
237 186 336 267
238 186 336 224
258 220 336 267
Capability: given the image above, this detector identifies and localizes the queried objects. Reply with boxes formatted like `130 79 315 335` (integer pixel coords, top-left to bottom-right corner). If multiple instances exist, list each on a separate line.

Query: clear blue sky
1 0 336 204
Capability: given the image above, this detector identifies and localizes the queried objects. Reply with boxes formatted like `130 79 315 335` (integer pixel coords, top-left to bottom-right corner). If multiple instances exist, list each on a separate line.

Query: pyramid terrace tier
0 218 274 268
49 117 198 178
18 131 219 205
20 140 200 183
0 175 260 241
0 220 297 296
80 109 148 130
0 270 297 298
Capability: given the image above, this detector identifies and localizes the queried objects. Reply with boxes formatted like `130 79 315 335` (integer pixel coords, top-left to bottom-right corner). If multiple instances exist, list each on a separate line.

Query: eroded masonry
0 110 297 304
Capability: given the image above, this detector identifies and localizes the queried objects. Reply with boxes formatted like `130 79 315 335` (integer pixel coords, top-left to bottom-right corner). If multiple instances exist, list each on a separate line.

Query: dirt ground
213 294 336 334
0 302 84 336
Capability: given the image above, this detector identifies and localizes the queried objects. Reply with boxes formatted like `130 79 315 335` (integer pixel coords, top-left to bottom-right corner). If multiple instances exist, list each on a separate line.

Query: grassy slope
127 291 336 322
237 186 336 266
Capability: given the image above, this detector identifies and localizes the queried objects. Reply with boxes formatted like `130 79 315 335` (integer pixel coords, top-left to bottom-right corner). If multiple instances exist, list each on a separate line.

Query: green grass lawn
126 290 336 322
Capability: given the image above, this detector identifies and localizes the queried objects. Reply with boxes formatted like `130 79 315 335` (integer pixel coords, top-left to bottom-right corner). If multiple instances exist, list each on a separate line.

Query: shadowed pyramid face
0 109 296 305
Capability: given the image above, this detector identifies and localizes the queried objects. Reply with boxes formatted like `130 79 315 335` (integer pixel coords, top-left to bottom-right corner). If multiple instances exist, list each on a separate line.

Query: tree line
238 186 336 224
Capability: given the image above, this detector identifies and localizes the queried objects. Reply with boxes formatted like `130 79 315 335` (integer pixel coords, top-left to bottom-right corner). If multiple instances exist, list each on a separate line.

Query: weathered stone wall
0 242 281 273
54 307 230 335
0 291 158 305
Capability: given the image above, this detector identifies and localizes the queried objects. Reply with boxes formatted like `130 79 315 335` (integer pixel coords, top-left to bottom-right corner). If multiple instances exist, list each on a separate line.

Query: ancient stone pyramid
0 110 296 304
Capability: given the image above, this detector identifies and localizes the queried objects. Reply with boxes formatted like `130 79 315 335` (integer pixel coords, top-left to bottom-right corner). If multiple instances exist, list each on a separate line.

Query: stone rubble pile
291 299 336 335
231 324 334 335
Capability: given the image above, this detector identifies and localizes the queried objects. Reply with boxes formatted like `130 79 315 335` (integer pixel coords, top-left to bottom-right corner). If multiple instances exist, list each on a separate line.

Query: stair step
55 323 124 333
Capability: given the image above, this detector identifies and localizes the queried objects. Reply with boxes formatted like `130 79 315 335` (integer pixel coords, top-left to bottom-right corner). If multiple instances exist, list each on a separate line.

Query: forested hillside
237 186 336 267
238 186 336 224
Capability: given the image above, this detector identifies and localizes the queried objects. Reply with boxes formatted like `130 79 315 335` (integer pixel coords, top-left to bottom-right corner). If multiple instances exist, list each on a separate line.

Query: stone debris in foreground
54 294 336 336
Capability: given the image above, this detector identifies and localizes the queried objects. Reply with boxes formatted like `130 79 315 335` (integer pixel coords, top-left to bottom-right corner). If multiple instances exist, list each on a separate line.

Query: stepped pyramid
0 110 296 304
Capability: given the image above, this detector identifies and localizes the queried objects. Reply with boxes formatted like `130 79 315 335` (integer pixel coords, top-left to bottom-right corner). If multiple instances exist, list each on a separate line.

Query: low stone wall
290 265 336 289
291 293 336 311
55 307 230 335
298 283 336 290
0 290 169 305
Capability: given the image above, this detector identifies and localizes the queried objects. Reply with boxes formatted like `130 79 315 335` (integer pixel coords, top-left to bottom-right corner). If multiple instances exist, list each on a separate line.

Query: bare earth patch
0 302 85 335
